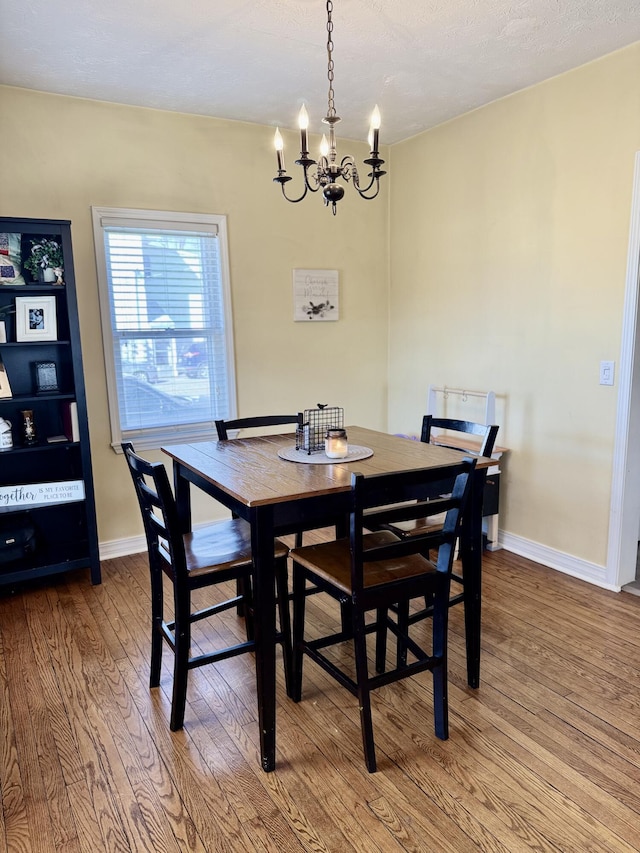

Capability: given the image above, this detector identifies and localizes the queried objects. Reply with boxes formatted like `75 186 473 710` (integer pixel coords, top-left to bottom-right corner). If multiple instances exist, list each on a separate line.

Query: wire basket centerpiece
296 404 344 454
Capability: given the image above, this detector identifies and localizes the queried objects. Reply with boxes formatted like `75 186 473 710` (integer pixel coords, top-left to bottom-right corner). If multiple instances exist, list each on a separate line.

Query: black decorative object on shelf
33 360 59 393
21 409 37 446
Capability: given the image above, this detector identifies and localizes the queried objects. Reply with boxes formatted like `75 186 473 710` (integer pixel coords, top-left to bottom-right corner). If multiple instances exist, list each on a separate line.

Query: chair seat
168 518 288 578
383 511 447 537
290 530 437 595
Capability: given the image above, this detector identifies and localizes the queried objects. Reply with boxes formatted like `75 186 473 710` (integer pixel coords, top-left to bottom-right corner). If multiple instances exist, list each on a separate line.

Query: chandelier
273 0 386 215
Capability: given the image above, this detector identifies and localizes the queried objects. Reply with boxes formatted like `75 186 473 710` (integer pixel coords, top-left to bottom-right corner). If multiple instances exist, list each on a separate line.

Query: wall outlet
600 360 615 386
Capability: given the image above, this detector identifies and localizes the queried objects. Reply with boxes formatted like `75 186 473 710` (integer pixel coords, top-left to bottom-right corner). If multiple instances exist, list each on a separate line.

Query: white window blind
92 208 237 451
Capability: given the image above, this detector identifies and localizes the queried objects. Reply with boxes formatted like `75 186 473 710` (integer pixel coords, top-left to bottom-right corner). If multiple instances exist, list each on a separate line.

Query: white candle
298 104 309 154
325 429 348 458
274 127 285 171
369 104 381 153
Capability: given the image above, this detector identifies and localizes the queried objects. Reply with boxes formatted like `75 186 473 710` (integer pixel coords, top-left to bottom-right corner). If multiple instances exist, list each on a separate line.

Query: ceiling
3 0 640 145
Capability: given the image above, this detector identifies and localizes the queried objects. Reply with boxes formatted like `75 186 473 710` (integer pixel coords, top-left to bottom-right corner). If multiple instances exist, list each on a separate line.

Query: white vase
41 267 57 283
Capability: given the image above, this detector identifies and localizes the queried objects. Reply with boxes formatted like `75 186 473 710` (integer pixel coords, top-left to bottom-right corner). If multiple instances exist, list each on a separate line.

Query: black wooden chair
375 416 498 665
289 458 475 772
382 416 498 537
214 414 303 441
121 442 292 731
216 413 352 630
215 414 303 551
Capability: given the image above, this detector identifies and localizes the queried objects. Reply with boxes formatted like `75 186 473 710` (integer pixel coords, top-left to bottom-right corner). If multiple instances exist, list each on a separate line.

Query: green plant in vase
23 238 64 284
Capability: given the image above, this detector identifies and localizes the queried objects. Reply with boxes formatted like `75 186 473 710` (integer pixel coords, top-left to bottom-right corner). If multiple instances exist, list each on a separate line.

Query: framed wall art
15 295 58 342
293 269 339 321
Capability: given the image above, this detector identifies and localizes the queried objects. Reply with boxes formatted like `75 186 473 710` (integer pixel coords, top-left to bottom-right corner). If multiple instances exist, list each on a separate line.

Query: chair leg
374 606 387 674
352 609 377 772
235 577 245 617
239 574 255 641
395 599 410 668
339 598 353 638
431 579 450 741
275 557 293 697
291 562 307 702
149 567 164 688
170 588 191 732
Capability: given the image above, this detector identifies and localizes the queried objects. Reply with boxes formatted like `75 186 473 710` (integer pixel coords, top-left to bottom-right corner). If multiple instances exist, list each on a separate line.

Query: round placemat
278 445 374 464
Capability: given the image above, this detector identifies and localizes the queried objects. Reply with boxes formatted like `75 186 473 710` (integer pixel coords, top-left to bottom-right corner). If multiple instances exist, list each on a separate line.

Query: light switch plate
600 360 615 386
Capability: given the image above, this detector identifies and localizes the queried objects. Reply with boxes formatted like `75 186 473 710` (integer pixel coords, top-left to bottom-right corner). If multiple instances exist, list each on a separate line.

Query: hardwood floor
1 543 640 852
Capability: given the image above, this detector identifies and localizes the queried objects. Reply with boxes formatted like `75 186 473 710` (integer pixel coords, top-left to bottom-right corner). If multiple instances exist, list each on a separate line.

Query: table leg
459 467 486 689
172 462 192 534
250 505 277 772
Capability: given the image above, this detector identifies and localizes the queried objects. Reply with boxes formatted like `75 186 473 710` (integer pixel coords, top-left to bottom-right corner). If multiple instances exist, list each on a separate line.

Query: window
92 208 237 451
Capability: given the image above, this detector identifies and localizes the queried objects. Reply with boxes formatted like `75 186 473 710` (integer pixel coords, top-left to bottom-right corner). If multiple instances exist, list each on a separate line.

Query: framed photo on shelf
15 295 58 342
0 355 12 398
33 360 59 393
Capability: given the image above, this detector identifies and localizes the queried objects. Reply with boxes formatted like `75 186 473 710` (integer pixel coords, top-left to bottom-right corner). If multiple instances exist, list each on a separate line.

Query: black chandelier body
273 0 386 215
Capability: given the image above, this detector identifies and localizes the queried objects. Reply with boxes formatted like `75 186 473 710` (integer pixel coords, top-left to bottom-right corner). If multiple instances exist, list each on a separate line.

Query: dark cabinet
0 217 100 586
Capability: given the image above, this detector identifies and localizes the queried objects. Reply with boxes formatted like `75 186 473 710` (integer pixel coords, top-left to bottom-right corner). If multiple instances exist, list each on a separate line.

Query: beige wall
388 42 640 567
3 40 640 571
0 86 389 545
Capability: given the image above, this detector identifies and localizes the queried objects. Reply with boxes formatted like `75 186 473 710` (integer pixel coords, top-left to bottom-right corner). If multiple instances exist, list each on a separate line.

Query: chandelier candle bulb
320 134 329 158
298 105 309 155
274 127 285 171
325 428 348 458
369 105 381 154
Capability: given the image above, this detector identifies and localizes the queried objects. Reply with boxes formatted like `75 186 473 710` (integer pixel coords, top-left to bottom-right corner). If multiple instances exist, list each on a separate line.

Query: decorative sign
0 480 85 510
293 269 339 321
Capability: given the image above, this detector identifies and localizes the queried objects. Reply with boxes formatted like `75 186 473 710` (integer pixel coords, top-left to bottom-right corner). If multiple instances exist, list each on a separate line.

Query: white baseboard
99 534 147 561
499 530 620 592
97 528 621 593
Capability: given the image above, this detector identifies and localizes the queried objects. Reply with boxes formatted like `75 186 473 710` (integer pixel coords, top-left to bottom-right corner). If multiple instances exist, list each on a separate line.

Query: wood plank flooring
1 543 640 852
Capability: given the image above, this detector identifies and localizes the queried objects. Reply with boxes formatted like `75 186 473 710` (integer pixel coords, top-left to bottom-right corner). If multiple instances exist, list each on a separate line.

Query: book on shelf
46 435 68 444
61 401 79 442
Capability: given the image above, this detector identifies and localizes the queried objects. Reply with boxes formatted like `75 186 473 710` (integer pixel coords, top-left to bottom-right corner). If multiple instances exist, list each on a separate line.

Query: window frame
92 207 237 452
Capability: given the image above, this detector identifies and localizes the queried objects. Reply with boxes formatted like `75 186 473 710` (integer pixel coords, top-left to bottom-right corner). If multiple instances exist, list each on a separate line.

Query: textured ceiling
2 0 640 144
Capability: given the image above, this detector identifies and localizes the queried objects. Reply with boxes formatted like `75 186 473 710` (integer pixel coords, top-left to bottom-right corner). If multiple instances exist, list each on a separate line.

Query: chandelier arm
278 180 309 204
351 170 379 195
300 162 323 193
354 181 382 201
274 160 324 203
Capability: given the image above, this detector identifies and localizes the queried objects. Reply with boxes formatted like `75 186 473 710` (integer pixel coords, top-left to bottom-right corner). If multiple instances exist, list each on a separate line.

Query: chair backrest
121 442 187 580
421 415 498 458
349 459 476 596
215 414 302 440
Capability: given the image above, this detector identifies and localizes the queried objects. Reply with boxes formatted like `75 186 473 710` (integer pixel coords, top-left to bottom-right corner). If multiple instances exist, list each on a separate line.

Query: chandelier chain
326 0 336 117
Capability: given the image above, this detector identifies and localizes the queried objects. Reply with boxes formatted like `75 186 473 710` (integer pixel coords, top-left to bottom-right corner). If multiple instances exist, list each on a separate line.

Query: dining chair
216 413 347 620
214 414 302 441
289 458 476 772
383 416 498 536
121 442 292 731
374 416 498 665
215 413 303 544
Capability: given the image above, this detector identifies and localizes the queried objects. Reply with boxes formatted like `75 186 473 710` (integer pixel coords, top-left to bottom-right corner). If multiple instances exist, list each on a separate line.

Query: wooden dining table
162 425 494 772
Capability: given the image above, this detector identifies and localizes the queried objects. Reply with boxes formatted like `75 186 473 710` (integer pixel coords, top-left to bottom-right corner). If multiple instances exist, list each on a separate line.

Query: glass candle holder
325 428 348 458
